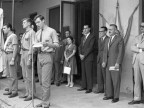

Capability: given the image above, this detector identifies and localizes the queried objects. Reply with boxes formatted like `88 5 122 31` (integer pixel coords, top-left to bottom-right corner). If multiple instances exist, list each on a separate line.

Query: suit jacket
97 36 108 63
131 34 144 64
103 34 125 67
79 33 95 61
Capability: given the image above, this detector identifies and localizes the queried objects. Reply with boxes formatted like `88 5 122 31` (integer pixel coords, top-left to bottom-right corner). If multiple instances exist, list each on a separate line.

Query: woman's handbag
63 66 71 74
63 62 71 74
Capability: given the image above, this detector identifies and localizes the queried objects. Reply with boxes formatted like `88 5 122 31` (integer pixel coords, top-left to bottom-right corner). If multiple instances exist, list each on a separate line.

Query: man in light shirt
129 22 144 105
34 15 59 108
3 23 18 98
19 18 36 101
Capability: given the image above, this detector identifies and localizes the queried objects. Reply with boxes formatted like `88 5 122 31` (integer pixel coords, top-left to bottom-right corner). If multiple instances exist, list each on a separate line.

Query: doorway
49 6 60 32
61 0 93 81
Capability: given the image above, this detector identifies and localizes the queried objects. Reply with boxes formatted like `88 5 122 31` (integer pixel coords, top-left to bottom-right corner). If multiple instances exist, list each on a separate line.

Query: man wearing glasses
129 22 144 105
94 26 108 94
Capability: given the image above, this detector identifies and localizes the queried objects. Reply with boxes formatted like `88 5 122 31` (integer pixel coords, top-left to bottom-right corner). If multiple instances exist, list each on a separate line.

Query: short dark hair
110 24 117 29
56 31 61 34
65 30 71 34
67 36 74 43
101 26 107 31
34 15 45 21
3 23 13 31
19 33 23 36
22 18 33 26
84 24 91 28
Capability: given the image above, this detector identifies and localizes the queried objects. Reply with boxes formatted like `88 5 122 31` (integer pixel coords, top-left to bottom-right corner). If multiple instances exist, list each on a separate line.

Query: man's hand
102 62 106 68
42 42 48 47
115 63 119 69
9 59 15 66
27 59 32 69
60 60 64 64
79 54 84 60
65 57 69 62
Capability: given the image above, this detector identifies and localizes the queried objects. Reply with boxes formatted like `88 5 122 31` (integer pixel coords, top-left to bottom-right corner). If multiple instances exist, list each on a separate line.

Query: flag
0 8 4 73
114 0 124 37
99 13 109 29
124 4 139 45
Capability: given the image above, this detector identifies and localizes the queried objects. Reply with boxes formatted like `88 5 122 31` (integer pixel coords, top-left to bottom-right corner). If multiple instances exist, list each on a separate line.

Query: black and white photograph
0 0 144 108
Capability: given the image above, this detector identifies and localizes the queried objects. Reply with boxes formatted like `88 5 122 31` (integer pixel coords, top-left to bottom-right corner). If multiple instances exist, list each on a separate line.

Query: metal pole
12 0 15 27
0 0 3 8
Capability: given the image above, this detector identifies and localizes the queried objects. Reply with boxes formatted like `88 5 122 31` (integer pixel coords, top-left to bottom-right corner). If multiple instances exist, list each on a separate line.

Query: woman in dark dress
64 36 77 87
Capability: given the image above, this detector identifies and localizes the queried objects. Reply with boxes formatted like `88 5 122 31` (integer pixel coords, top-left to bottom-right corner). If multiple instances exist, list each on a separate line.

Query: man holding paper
102 24 124 103
34 15 59 108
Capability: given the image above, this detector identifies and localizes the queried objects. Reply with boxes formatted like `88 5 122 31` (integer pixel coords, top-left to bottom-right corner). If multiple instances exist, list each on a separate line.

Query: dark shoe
51 82 54 85
56 83 60 86
128 100 141 105
112 98 119 103
85 89 92 93
35 78 39 82
3 92 12 95
24 96 32 101
94 90 104 94
36 103 42 107
19 95 28 98
18 77 23 80
8 92 18 98
77 88 86 91
43 103 50 108
5 88 9 91
141 100 144 104
103 96 113 100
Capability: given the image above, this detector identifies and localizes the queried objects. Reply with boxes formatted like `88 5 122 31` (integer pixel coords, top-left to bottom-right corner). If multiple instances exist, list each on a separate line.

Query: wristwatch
29 58 32 61
12 57 15 61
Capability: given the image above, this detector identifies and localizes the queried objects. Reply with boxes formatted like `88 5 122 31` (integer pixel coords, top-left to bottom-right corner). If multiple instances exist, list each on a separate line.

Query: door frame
47 5 60 30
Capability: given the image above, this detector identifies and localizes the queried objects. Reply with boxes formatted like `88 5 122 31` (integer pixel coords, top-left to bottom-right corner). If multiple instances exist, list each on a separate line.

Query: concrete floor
0 78 143 108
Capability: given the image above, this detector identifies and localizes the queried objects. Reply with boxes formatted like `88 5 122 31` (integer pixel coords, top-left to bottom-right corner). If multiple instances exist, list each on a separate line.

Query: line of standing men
2 15 59 108
79 24 125 103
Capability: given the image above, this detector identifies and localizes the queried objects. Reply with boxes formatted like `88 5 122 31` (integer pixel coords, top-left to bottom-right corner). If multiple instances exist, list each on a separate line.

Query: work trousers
38 53 53 106
5 53 18 93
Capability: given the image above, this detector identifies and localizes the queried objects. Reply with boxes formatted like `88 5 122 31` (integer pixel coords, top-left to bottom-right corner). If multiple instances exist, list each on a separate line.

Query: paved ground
0 78 143 108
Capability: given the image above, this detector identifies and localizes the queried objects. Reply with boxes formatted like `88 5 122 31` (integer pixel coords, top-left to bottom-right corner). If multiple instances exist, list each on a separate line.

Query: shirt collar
85 32 90 39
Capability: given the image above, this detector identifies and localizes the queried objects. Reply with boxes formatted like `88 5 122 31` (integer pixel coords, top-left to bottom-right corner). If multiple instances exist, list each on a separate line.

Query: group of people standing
1 12 144 107
2 15 59 108
77 24 125 103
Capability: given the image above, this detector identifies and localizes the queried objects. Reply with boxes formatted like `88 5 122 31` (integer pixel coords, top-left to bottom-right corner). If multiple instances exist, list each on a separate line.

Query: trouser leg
133 60 142 101
7 53 18 93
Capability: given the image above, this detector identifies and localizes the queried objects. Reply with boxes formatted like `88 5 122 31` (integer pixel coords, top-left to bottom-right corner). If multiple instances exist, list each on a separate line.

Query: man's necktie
109 37 112 45
83 36 86 45
141 34 144 41
108 37 112 50
38 29 43 53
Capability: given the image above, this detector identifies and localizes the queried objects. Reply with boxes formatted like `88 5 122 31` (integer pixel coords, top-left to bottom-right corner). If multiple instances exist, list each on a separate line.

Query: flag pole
115 0 119 24
12 0 15 28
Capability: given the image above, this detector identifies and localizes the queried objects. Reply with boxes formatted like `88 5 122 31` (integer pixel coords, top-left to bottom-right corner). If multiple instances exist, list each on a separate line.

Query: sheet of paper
109 66 119 71
33 43 43 48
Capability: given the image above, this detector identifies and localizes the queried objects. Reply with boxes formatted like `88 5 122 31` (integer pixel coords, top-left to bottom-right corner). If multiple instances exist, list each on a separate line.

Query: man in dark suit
78 25 95 93
102 24 124 103
95 26 108 94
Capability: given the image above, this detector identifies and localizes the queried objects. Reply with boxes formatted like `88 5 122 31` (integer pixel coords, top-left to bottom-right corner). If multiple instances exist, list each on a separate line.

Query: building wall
2 0 76 34
99 0 139 93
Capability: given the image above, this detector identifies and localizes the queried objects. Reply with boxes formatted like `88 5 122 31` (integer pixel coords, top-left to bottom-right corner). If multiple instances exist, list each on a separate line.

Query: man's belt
5 51 13 54
21 47 29 51
38 51 53 54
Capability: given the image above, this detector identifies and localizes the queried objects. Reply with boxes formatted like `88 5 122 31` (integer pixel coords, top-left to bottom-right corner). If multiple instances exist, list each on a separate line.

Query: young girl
64 36 77 87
